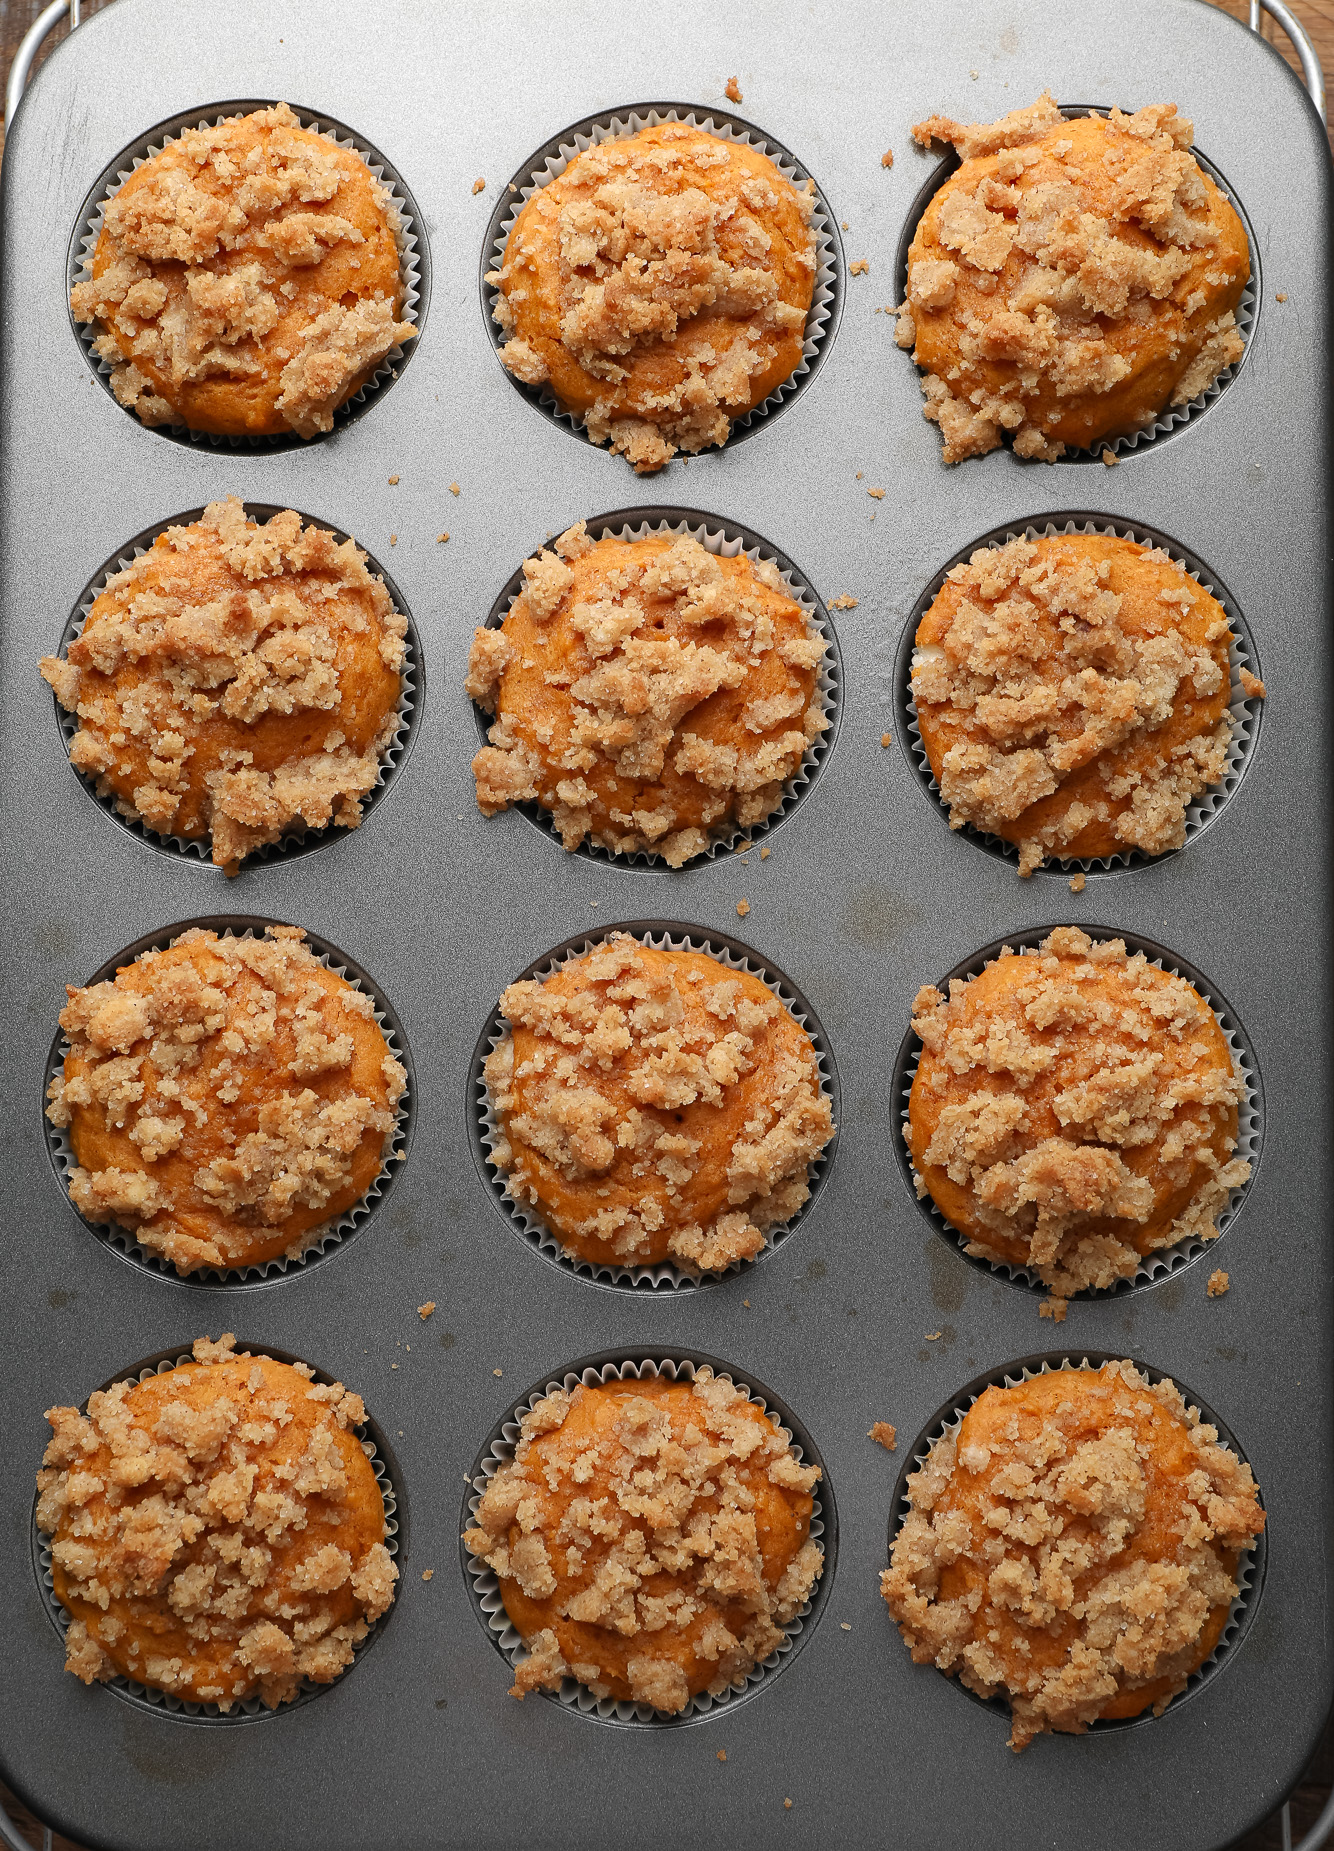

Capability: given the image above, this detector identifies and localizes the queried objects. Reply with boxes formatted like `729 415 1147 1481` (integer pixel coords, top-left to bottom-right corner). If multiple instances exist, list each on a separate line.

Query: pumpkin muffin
40 497 408 874
907 928 1249 1296
465 1369 823 1712
487 122 819 471
896 94 1250 462
45 925 406 1276
37 1332 398 1711
468 523 828 863
484 934 834 1274
881 1360 1264 1749
911 532 1260 874
70 102 415 438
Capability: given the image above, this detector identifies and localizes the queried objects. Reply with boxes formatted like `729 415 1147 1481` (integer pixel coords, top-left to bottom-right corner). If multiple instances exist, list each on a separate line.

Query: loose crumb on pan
717 1748 728 1762
36 1332 397 1710
484 934 834 1274
868 1422 898 1451
464 1370 823 1712
899 94 1249 463
450 482 460 496
40 497 407 874
725 77 743 103
437 532 450 543
467 526 828 865
880 1359 1264 1750
417 1301 436 1319
1102 450 1119 466
882 149 895 168
1207 1268 1230 1296
1275 291 1287 302
867 486 884 498
46 925 405 1276
1069 873 1086 894
760 845 771 860
1238 667 1266 699
907 927 1251 1297
850 259 870 276
881 733 892 748
388 474 400 484
472 178 486 195
910 532 1244 876
925 1331 942 1341
422 1569 435 1580
829 594 859 610
737 899 751 917
1039 1297 1068 1321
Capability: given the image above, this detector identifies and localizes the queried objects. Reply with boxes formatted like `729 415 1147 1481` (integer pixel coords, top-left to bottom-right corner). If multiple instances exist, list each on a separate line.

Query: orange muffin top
897 94 1249 462
46 926 405 1276
40 497 407 874
71 102 414 438
467 523 828 864
37 1333 397 1711
464 1370 823 1713
485 934 834 1274
912 533 1259 874
907 929 1249 1296
488 122 818 472
880 1361 1264 1750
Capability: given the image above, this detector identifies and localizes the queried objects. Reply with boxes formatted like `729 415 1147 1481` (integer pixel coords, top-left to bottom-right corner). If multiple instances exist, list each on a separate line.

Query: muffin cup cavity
893 104 1257 463
894 516 1263 877
462 1351 832 1725
33 1342 402 1721
470 922 839 1291
44 917 414 1285
891 926 1261 1298
49 505 420 870
68 101 428 451
480 105 841 451
888 1353 1265 1729
472 507 841 868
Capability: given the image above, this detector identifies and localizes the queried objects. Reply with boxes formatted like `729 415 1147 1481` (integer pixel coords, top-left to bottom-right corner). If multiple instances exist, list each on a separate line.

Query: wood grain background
0 1 1329 1845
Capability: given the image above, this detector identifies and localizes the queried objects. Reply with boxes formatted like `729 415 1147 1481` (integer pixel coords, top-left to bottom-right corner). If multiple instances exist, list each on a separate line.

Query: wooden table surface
0 1 1329 1846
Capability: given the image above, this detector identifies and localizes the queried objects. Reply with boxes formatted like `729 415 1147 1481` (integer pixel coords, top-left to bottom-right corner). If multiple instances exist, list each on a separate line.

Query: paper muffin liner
34 1342 400 1721
44 918 413 1284
68 100 427 451
472 924 839 1291
896 517 1263 876
892 926 1261 1297
888 1354 1265 1730
482 105 840 452
472 509 840 867
49 504 419 870
463 1353 830 1725
895 105 1257 463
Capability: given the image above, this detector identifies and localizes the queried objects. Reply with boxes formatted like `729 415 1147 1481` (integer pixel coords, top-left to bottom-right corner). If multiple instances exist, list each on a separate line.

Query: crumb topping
37 1334 397 1710
40 497 407 873
485 935 834 1273
71 103 414 438
912 533 1247 874
488 123 817 472
46 927 405 1276
469 526 827 864
465 1372 823 1711
881 1361 1263 1749
907 929 1249 1296
900 96 1250 462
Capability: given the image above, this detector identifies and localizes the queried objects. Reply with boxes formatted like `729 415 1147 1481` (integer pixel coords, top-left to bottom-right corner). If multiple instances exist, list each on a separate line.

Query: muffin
897 94 1250 462
37 1332 397 1710
40 497 408 873
70 102 414 438
468 523 828 863
911 532 1261 874
45 925 405 1275
465 1369 823 1712
485 934 834 1273
487 122 818 471
907 928 1249 1296
881 1360 1264 1749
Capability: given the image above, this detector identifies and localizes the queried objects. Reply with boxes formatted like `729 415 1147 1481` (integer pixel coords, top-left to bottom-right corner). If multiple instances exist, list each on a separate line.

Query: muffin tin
0 1 1329 1848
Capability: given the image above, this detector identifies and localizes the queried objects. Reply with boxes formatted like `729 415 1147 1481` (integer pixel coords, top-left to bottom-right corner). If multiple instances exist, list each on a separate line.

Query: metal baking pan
0 0 1329 1846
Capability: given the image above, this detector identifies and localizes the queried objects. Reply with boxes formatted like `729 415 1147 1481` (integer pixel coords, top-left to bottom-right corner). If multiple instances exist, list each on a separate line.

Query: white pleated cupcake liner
474 511 839 866
50 505 418 868
475 926 838 1290
69 101 424 449
896 927 1260 1296
35 1344 399 1720
464 1355 828 1725
45 922 412 1284
900 518 1263 875
902 106 1256 462
484 106 838 448
889 1354 1264 1729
